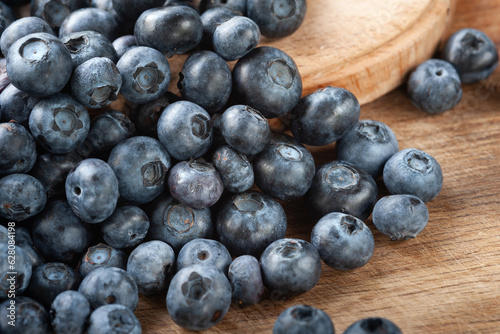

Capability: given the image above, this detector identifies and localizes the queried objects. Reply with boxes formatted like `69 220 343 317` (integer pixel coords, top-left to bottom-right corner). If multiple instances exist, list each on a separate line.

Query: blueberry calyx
108 308 136 331
182 271 211 304
269 59 293 88
291 305 314 321
405 150 431 173
132 62 165 94
190 114 212 139
277 143 303 161
85 244 112 265
233 193 264 213
341 215 361 235
358 122 388 143
271 0 296 19
141 161 167 187
21 38 49 62
42 263 68 281
325 164 359 189
64 36 89 53
89 85 118 107
164 205 196 234
461 32 485 54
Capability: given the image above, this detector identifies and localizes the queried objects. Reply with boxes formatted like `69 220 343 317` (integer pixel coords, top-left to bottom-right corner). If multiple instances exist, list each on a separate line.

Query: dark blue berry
213 16 261 61
228 255 264 305
0 296 51 334
31 0 88 29
177 238 232 275
343 317 402 334
0 122 37 176
0 84 40 127
0 173 47 222
132 91 180 138
247 0 307 38
212 145 254 193
0 243 32 299
200 7 241 49
111 0 165 23
101 205 150 249
112 34 137 59
61 30 118 69
87 304 141 334
0 16 54 58
59 8 120 41
273 304 335 334
50 290 90 334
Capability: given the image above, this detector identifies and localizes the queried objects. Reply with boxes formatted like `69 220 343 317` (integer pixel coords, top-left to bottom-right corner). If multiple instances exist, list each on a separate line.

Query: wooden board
137 0 500 333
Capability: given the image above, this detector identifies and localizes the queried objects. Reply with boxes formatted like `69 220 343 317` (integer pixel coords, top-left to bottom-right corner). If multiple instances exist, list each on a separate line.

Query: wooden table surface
137 1 500 333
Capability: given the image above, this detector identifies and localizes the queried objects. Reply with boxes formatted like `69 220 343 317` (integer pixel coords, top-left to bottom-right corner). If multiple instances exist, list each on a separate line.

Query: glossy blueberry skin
108 136 171 204
247 0 307 38
134 6 203 57
220 104 272 155
372 194 429 241
0 174 47 222
213 16 261 61
200 7 241 49
101 205 150 249
31 0 88 29
7 32 73 97
168 160 224 209
78 267 139 310
166 264 232 331
336 120 399 179
70 57 122 109
306 161 378 221
343 317 402 334
132 91 180 138
87 304 142 334
59 8 120 41
199 0 247 14
0 243 32 299
61 30 118 69
212 145 254 193
157 100 213 160
0 122 37 176
228 255 264 305
217 191 287 256
0 297 51 334
0 84 40 127
178 50 232 114
79 243 127 277
253 141 315 201
233 46 303 118
112 35 137 58
26 262 81 309
82 110 136 159
260 238 321 296
15 227 44 269
407 59 462 114
32 199 91 264
111 0 165 23
177 238 232 275
147 195 213 252
383 148 443 202
50 290 90 334
442 28 499 83
0 17 54 58
65 158 119 223
273 304 335 334
29 94 90 154
290 87 361 146
126 240 175 295
117 46 171 104
311 212 375 271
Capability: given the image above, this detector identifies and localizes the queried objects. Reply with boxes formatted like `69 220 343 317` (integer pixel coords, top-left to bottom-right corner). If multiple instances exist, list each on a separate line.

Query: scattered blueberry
101 205 150 250
87 304 142 334
0 83 40 127
200 7 241 49
0 173 47 222
0 122 37 176
59 7 120 41
228 255 264 305
112 34 137 58
343 317 402 334
212 145 254 193
213 16 261 61
177 238 232 275
50 290 90 334
273 304 335 334
247 0 307 38
61 30 118 69
31 0 88 29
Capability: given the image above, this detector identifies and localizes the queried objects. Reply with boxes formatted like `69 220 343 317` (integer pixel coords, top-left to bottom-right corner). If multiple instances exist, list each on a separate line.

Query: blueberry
26 262 81 309
290 86 361 146
111 0 165 23
311 212 375 270
306 160 378 221
29 93 90 154
112 34 137 59
228 255 264 305
0 296 51 334
82 110 136 159
260 238 321 296
343 317 402 334
0 2 15 39
117 46 171 104
50 290 90 334
101 205 150 249
132 91 180 138
0 243 32 299
78 267 139 310
31 0 88 29
383 148 443 202
108 136 171 204
200 7 241 49
79 243 127 277
14 227 44 269
0 122 37 176
126 240 175 295
217 191 287 256
253 141 315 200
59 8 120 41
0 16 54 58
0 173 47 222
407 59 462 114
147 195 213 252
442 28 498 83
87 304 141 334
166 264 232 331
178 50 232 114
65 158 119 224
61 30 118 69
0 84 40 127
134 6 203 57
7 32 73 97
70 57 122 109
177 238 232 275
247 0 307 38
213 16 261 61
199 0 247 14
220 104 272 155
273 304 335 334
336 120 399 179
233 46 302 118
32 199 91 264
157 100 213 160
212 145 254 193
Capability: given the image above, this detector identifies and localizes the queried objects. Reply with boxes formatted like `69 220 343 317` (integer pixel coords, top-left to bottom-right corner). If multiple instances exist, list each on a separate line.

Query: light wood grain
137 1 500 333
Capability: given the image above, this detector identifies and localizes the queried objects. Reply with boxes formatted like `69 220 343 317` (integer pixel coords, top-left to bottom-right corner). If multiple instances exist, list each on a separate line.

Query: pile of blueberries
0 0 497 333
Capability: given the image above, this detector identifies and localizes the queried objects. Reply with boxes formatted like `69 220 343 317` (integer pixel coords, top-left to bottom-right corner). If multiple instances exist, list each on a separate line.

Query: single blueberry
200 7 241 49
79 243 127 277
343 317 402 334
101 205 150 249
177 238 232 275
61 30 118 69
87 304 142 334
213 16 261 61
31 0 88 29
14 227 45 269
247 0 307 38
0 84 41 127
273 304 335 334
59 7 120 41
0 243 32 299
228 255 264 305
0 173 47 222
0 297 51 334
50 290 91 334
112 34 137 59
0 122 37 176
212 145 254 193
0 16 54 58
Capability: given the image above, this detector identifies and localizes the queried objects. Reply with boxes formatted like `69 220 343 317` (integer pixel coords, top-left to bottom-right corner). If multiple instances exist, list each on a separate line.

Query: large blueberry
61 30 118 69
0 173 47 222
101 205 150 249
0 16 54 58
78 243 127 277
0 243 32 299
0 84 40 127
212 145 254 193
87 304 141 334
0 122 37 176
50 290 91 334
0 297 51 334
228 255 264 305
247 0 307 38
273 304 335 334
177 238 232 275
311 212 375 271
